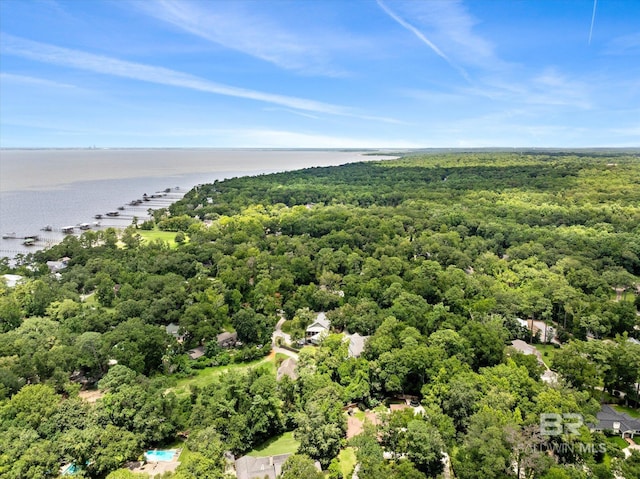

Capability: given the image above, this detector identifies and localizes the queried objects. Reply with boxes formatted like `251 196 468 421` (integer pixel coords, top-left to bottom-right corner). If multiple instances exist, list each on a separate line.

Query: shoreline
0 186 186 261
0 150 395 261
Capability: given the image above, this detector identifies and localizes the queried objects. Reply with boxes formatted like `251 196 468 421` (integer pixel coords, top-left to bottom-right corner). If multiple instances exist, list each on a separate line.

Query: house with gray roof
592 404 640 438
235 453 291 479
346 332 369 358
217 331 238 348
165 323 184 342
46 258 69 273
187 346 206 360
277 357 298 381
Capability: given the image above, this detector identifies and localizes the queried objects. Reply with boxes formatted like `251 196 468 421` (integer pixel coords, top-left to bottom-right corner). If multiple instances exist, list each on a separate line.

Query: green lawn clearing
337 447 357 478
247 431 299 457
353 410 366 422
605 435 630 449
161 438 190 461
136 229 185 248
533 343 559 368
170 356 275 396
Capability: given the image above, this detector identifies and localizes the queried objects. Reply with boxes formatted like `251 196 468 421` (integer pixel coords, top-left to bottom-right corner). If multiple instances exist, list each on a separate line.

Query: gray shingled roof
235 453 291 479
277 358 298 381
307 312 330 333
347 333 369 358
187 346 205 360
165 323 180 336
594 404 640 433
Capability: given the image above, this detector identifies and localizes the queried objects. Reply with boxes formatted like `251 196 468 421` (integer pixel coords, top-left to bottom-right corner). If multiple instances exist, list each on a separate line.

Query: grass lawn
160 438 190 461
609 290 636 303
169 356 275 396
337 447 357 478
247 432 299 457
605 435 629 449
353 410 366 421
533 343 558 368
612 404 640 418
81 292 117 313
136 228 183 248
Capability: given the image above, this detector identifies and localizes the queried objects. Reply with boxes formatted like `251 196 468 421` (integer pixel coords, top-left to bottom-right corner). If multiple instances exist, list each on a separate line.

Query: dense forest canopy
1 152 639 479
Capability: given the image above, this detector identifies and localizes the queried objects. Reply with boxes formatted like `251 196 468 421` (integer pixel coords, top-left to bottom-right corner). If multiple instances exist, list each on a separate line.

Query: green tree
280 454 323 479
102 318 170 374
0 295 22 332
460 321 506 370
295 388 346 468
453 410 512 479
401 419 445 476
232 307 273 345
0 384 59 431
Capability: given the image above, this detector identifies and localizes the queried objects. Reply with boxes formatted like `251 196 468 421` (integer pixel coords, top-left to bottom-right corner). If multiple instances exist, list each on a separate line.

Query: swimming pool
145 449 178 462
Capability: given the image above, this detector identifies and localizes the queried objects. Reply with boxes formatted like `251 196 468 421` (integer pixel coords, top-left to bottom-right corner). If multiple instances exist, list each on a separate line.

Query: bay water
0 148 383 259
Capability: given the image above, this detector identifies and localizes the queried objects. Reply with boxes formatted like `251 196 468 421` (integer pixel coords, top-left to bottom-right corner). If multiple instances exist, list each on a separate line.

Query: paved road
271 316 298 359
273 346 299 359
272 316 292 346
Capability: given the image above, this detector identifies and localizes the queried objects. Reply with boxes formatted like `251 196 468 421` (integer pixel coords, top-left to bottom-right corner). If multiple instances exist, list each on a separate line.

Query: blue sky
0 0 638 148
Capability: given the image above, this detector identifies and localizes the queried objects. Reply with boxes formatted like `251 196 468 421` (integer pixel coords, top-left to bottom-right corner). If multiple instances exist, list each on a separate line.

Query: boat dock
1 186 186 258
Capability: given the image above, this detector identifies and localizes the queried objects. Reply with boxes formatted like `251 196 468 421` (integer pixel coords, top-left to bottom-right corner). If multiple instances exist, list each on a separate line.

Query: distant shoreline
2 146 638 152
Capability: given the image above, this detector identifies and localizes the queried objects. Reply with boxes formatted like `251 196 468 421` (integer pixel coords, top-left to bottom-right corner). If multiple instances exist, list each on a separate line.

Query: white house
306 312 331 344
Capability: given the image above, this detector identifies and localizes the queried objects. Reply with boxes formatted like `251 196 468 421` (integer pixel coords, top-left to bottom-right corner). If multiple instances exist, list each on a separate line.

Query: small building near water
46 257 70 273
2 274 23 288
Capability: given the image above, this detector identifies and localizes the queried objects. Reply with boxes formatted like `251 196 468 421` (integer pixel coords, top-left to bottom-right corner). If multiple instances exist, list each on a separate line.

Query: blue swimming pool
145 449 177 462
61 463 79 475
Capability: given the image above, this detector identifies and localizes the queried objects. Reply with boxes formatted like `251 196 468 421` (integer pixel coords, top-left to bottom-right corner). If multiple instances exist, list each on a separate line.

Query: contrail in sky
588 0 598 45
376 0 471 82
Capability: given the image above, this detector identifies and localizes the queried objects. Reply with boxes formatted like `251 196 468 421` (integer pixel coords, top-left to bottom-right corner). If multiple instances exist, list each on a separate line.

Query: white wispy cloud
529 70 592 109
135 0 345 76
604 32 640 55
0 34 399 123
377 0 597 113
478 69 593 110
262 107 321 120
0 72 76 89
607 125 640 137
